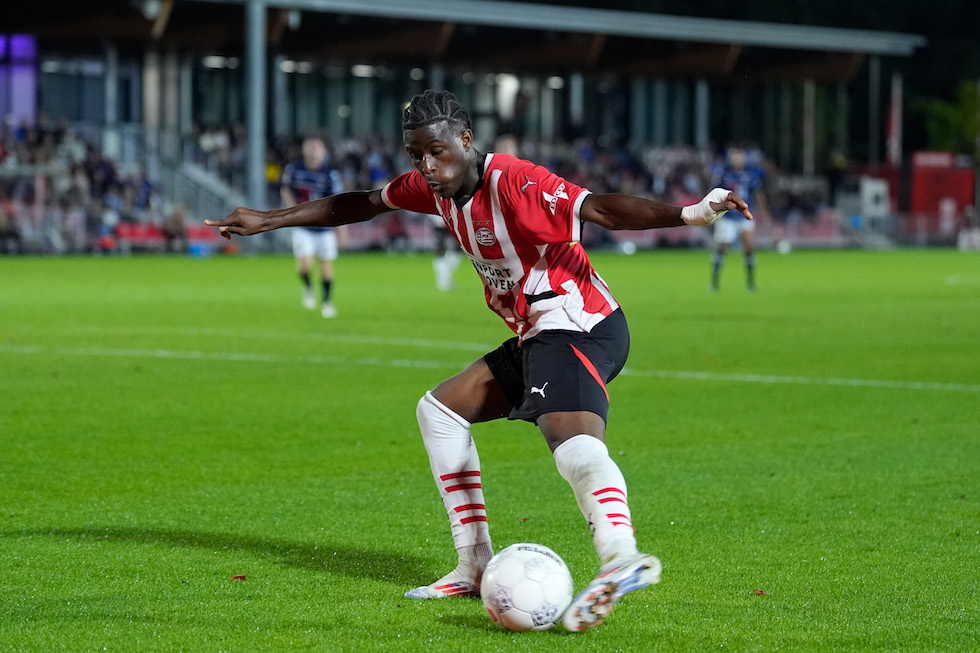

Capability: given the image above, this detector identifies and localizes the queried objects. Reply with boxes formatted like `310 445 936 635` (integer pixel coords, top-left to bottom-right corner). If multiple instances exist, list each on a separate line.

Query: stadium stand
0 115 835 255
5 2 974 254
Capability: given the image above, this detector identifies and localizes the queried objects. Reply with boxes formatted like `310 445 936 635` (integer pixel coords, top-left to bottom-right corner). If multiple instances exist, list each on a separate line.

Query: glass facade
23 43 853 178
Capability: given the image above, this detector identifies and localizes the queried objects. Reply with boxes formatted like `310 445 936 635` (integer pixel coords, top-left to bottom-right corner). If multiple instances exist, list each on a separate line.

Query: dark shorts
483 308 630 424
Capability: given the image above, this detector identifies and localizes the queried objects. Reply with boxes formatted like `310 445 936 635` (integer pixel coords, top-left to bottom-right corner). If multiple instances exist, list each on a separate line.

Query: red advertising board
910 151 975 216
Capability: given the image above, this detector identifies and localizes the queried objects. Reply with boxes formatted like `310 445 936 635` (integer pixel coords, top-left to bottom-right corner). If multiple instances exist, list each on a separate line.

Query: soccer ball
480 543 574 631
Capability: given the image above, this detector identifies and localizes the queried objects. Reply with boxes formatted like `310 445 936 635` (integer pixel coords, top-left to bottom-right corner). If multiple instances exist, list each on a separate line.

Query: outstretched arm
205 189 391 239
580 188 752 231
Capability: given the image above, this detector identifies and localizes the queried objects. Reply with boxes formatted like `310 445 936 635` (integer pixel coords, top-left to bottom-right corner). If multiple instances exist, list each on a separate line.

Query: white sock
426 542 494 590
554 434 639 564
416 391 493 574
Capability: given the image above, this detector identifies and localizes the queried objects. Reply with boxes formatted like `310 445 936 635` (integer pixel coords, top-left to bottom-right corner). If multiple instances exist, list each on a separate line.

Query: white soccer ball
480 542 574 631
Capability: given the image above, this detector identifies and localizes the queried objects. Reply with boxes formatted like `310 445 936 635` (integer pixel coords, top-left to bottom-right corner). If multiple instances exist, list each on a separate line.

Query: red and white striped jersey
381 153 619 340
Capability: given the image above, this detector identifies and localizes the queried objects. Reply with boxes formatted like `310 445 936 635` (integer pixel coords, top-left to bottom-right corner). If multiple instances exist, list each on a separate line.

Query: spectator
0 188 23 254
163 205 189 253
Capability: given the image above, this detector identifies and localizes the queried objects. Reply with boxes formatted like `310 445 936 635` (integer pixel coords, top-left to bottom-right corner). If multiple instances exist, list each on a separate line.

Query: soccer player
708 145 769 293
207 90 751 632
281 136 344 318
428 212 461 291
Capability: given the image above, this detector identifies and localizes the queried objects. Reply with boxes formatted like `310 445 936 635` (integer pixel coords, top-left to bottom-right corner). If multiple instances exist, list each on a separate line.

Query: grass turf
1 248 978 651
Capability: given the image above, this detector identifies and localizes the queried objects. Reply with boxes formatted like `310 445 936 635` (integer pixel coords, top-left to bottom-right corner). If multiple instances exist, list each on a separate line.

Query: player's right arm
206 190 391 239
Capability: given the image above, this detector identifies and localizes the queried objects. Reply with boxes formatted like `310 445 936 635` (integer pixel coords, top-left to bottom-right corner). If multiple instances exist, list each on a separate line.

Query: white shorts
292 228 338 260
713 217 755 245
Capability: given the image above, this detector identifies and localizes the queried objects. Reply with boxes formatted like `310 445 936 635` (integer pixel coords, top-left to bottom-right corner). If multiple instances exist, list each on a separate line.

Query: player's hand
681 188 753 226
204 207 267 239
710 190 753 221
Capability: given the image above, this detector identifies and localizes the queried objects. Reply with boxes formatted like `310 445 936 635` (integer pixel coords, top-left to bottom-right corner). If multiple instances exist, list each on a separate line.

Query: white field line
0 344 455 370
6 325 493 353
616 368 980 392
2 343 977 393
944 274 980 286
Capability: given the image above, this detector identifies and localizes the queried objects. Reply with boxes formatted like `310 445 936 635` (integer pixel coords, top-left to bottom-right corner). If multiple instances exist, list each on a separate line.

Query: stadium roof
248 0 925 55
8 0 925 82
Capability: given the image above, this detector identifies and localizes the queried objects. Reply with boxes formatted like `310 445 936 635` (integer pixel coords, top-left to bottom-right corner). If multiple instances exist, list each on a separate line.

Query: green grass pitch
1 247 978 651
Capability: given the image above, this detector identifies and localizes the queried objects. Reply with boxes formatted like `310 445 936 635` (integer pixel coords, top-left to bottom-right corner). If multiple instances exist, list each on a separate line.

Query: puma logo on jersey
530 382 549 398
542 182 568 214
520 176 537 193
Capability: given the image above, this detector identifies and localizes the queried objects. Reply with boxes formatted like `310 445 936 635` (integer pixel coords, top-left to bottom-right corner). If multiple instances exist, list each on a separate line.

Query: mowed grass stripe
1 323 495 352
1 249 978 652
3 342 977 392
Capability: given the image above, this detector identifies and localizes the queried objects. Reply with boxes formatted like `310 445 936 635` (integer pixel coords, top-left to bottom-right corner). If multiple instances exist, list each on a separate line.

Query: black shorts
483 308 630 424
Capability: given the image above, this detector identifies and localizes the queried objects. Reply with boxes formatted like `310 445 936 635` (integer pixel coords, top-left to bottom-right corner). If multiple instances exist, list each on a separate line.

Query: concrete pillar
802 78 816 175
103 41 121 161
629 77 648 147
652 79 668 146
245 0 268 209
868 55 881 167
694 78 709 149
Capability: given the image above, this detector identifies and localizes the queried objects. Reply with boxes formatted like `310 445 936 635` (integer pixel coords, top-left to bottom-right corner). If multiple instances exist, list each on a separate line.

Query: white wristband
681 188 732 226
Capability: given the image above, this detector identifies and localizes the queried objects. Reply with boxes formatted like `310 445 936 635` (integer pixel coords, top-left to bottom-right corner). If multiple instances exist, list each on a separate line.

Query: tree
916 80 980 156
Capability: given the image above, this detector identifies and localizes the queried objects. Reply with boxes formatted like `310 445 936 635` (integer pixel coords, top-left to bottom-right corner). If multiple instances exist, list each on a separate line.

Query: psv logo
475 227 497 246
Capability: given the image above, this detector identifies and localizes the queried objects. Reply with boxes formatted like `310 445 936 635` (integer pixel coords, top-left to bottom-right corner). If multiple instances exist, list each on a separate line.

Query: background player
709 145 769 293
280 136 344 318
207 90 751 632
428 212 461 290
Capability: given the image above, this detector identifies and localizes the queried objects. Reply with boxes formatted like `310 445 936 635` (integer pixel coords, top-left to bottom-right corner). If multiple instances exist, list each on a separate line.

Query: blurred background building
2 0 978 254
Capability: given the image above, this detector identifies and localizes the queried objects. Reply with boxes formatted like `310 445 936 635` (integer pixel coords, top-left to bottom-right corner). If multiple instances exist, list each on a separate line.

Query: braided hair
402 89 472 134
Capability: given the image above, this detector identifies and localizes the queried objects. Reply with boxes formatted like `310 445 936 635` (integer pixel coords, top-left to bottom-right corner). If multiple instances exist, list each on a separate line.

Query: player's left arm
580 189 752 231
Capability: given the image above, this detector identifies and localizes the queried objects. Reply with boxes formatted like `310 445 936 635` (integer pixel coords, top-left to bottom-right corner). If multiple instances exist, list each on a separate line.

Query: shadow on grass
4 526 430 586
438 612 576 636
